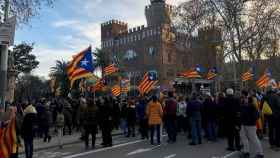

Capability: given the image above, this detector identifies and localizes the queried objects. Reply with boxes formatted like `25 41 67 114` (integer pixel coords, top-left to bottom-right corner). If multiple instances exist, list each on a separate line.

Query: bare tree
0 0 55 24
173 0 280 72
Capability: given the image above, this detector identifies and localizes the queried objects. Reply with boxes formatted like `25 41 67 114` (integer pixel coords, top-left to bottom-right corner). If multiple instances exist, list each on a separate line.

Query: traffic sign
0 16 16 46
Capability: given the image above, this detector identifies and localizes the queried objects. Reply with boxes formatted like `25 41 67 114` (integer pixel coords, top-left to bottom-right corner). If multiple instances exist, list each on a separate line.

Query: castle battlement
145 4 173 11
101 19 128 27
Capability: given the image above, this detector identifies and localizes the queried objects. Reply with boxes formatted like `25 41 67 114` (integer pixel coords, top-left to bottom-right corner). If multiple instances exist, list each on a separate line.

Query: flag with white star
67 46 95 88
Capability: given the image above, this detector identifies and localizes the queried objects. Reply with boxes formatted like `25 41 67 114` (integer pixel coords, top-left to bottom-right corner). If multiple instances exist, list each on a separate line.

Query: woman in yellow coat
146 95 163 145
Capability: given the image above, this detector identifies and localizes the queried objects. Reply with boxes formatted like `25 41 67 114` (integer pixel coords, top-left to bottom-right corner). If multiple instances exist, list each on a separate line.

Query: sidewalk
18 130 122 153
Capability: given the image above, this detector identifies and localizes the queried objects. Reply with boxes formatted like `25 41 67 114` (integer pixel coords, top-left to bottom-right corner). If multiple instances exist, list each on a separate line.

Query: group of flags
241 67 280 89
179 65 218 80
0 118 17 158
67 47 159 96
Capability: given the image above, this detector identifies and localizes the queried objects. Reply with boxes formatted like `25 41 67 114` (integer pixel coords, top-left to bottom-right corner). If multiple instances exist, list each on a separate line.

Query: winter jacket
241 103 258 126
187 100 203 121
146 101 163 125
223 95 241 127
83 105 99 128
267 93 280 117
21 105 37 139
136 100 147 120
164 98 177 120
127 104 136 124
203 98 218 121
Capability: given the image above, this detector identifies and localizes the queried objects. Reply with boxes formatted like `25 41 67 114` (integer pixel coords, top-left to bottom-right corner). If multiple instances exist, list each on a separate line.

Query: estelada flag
67 47 95 88
0 118 17 158
91 79 105 92
179 65 203 79
256 69 271 88
104 64 119 76
206 67 218 80
242 67 254 82
112 85 121 97
138 71 158 95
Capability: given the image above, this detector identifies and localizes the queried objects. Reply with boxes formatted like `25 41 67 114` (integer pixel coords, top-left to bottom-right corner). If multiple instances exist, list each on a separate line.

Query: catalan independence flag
104 64 119 76
91 79 105 92
206 67 218 80
67 47 95 88
241 68 254 82
121 78 130 93
256 69 271 88
0 118 17 158
179 68 201 78
138 71 158 95
112 85 121 97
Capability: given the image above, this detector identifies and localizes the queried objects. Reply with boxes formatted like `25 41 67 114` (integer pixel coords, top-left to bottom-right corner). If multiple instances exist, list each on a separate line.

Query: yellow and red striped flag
104 64 119 76
206 67 217 80
112 85 121 97
121 79 130 93
91 79 105 92
0 118 17 158
241 68 254 82
256 70 271 88
138 71 158 95
67 47 95 88
179 68 201 79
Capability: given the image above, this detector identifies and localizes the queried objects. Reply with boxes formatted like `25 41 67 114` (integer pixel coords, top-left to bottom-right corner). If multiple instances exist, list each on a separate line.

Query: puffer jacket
146 101 163 125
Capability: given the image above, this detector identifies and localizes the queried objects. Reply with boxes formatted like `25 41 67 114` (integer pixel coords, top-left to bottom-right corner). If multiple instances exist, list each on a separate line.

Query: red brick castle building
101 0 222 86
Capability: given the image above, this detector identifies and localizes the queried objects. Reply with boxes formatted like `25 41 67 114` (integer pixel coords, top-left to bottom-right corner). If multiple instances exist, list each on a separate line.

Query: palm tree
94 48 108 69
49 60 70 97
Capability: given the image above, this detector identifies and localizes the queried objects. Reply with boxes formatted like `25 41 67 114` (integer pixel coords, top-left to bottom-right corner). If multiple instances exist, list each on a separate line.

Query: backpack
56 113 65 128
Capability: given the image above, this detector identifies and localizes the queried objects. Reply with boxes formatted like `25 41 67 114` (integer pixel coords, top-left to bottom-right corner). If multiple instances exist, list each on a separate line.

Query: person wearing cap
223 88 242 151
21 104 37 158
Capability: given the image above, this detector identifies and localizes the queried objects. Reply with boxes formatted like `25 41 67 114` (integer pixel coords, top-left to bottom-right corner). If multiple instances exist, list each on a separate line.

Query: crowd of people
1 87 280 158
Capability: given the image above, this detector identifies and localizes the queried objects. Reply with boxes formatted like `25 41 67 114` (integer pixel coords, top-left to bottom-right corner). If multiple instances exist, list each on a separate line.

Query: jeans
226 125 241 149
120 119 128 136
177 116 187 133
190 119 202 144
24 137 34 158
43 126 51 142
127 121 135 137
240 126 263 155
268 116 280 147
207 120 217 141
139 119 149 139
84 125 97 148
165 118 177 142
150 124 161 145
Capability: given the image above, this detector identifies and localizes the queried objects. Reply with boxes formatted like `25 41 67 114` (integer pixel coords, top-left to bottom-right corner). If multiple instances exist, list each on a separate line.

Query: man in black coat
21 105 37 158
98 97 113 147
223 88 241 151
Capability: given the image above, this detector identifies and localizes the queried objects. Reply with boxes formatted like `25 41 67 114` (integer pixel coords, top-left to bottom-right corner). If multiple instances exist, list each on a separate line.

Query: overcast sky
15 0 184 78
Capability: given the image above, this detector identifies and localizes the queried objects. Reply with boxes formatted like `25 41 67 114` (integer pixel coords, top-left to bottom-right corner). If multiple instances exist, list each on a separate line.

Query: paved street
19 134 280 158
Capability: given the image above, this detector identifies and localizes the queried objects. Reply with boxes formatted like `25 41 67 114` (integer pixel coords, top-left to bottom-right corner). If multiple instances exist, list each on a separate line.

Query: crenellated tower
101 20 128 42
145 0 172 27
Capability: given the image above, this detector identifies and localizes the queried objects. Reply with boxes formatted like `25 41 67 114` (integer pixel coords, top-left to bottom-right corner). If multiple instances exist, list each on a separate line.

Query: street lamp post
0 0 10 110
